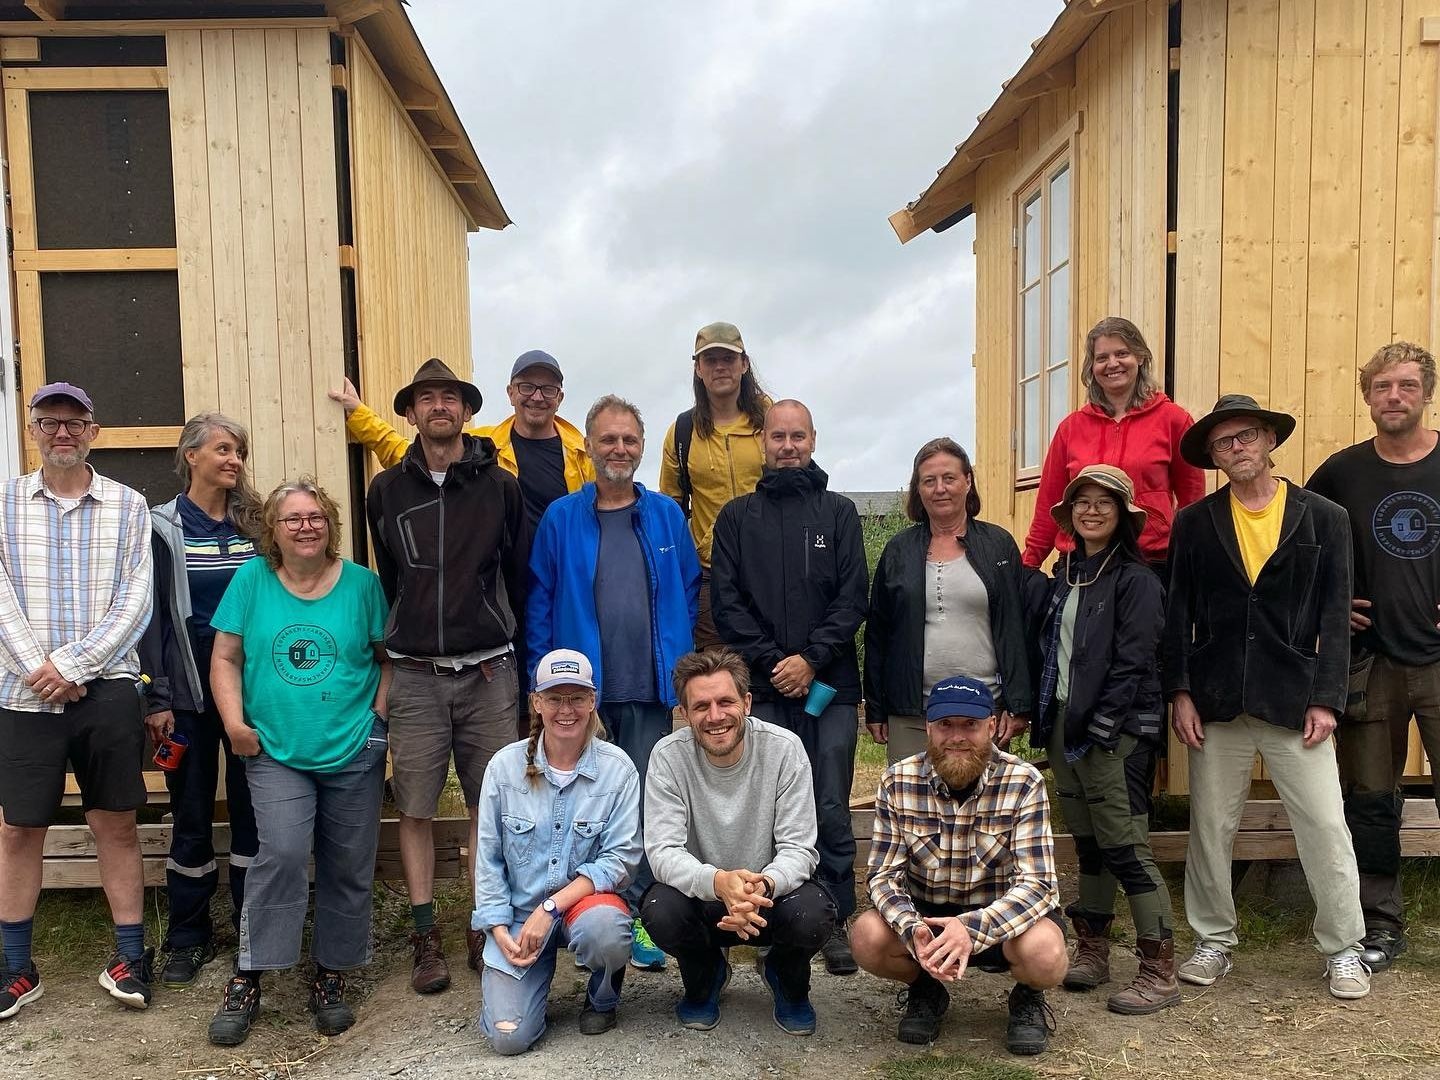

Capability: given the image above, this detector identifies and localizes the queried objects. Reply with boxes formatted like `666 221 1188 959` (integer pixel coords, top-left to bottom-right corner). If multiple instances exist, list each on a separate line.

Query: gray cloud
407 0 1057 490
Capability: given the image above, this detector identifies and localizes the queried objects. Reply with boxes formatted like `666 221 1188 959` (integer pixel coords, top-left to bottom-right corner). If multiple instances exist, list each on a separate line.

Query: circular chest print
1372 490 1440 560
271 624 339 686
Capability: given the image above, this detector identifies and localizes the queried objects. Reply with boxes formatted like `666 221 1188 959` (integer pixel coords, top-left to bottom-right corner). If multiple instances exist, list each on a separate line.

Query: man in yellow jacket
330 351 593 532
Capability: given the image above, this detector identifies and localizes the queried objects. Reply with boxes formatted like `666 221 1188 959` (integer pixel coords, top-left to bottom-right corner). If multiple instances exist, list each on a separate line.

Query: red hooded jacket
1022 392 1205 568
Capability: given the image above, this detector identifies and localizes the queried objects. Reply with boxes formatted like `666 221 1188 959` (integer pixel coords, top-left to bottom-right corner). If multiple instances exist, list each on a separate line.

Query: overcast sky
407 0 1058 491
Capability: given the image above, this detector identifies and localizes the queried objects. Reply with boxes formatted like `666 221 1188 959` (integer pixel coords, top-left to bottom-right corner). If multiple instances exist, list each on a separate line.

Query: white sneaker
1177 944 1232 986
1326 952 1371 1000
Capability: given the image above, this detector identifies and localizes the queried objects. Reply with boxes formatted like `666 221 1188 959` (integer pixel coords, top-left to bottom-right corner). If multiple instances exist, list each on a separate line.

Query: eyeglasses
513 381 561 401
278 513 329 532
31 417 91 436
1071 497 1118 514
538 691 594 711
1207 426 1262 455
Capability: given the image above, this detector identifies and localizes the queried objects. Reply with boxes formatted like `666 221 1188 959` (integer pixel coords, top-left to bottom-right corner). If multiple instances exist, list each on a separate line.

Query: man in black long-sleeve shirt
710 399 869 975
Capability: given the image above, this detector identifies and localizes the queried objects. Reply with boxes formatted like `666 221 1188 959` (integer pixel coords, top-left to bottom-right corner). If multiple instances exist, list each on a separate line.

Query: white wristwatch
541 897 560 919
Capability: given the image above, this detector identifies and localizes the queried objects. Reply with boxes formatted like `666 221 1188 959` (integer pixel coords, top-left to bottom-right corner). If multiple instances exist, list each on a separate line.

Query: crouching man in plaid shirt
851 675 1065 1056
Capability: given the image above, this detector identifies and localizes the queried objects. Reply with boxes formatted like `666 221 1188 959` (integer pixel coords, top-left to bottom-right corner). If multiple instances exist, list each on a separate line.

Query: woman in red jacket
1022 317 1204 577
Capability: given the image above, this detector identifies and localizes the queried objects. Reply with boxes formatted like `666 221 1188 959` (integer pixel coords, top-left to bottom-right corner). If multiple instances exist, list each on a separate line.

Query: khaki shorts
387 654 519 817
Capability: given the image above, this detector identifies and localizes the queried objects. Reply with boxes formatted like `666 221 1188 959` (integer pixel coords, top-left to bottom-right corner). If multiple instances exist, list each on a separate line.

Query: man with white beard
527 395 701 970
851 676 1066 1056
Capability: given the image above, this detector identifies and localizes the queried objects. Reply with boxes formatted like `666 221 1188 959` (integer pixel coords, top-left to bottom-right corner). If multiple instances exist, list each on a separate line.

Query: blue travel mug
804 680 838 717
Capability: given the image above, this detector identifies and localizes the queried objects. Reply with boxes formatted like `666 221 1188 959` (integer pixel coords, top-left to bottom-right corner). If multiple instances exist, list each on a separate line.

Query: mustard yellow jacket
346 404 594 490
659 414 766 568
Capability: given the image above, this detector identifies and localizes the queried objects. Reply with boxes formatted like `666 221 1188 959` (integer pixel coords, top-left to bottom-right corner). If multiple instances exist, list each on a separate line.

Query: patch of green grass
875 1053 1039 1080
28 889 165 975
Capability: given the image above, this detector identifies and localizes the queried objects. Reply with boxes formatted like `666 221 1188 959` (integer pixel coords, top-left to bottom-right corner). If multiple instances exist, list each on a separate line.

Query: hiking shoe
675 961 730 1031
465 927 486 973
99 948 153 1009
1107 936 1181 1016
821 924 858 976
761 954 817 1036
1063 913 1113 990
579 1001 618 1035
410 926 450 994
1327 952 1371 1000
630 918 667 971
207 975 260 1047
1177 944 1232 986
309 970 355 1035
0 965 42 1020
896 971 950 1045
1360 929 1406 973
161 941 217 988
1005 983 1055 1056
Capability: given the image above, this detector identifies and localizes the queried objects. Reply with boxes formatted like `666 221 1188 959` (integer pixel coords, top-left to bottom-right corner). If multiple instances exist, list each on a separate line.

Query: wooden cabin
891 0 1440 790
0 0 509 556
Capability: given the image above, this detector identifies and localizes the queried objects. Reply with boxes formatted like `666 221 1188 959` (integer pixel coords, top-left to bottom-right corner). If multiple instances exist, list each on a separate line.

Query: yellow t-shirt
1230 481 1288 584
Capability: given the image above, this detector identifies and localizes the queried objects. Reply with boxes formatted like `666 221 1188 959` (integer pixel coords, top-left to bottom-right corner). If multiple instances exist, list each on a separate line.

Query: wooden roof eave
889 0 1141 244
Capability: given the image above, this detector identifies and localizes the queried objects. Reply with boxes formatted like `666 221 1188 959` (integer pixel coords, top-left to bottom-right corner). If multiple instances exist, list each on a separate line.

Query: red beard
929 742 989 789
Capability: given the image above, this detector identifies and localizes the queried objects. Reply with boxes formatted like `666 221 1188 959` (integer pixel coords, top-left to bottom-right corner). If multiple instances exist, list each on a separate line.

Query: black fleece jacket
710 463 869 704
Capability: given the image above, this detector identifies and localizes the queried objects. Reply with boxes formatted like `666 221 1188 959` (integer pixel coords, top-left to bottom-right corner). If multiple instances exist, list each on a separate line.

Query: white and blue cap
925 675 995 722
533 649 596 693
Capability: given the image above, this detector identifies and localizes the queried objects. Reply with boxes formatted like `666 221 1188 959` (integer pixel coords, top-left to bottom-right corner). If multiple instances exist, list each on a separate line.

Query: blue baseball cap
510 350 563 382
925 675 995 722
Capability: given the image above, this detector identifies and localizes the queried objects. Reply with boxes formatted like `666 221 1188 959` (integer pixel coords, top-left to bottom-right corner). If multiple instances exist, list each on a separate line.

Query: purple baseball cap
29 381 94 414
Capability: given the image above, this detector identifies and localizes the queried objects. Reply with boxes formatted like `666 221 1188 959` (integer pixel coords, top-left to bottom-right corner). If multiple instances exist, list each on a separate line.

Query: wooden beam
1169 46 1181 71
1422 16 1440 44
11 248 177 272
338 243 356 271
90 426 185 450
3 66 165 90
330 0 387 22
0 37 40 62
444 166 479 184
890 172 977 244
331 62 349 92
23 0 65 21
960 121 1020 162
0 19 338 36
1006 54 1076 101
390 72 438 110
427 131 460 150
1075 0 1153 14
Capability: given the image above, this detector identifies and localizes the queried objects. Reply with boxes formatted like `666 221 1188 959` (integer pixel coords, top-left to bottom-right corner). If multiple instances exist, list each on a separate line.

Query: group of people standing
0 315 1433 1062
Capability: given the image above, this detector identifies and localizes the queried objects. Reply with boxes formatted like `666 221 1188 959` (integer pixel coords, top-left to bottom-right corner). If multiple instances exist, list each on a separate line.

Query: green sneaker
630 918 667 971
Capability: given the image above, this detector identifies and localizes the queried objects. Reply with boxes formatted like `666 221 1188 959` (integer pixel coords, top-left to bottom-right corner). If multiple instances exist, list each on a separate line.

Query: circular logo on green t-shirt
272 625 338 686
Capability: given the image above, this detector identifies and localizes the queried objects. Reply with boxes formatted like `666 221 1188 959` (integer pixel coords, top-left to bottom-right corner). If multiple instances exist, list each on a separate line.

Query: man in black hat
366 359 529 994
1162 394 1368 999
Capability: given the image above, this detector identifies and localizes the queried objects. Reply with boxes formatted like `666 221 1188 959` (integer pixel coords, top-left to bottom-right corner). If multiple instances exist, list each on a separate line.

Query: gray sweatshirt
644 717 820 901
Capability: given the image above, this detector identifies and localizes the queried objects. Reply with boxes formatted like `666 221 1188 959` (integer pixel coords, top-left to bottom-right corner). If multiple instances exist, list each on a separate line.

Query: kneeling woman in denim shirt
473 649 642 1053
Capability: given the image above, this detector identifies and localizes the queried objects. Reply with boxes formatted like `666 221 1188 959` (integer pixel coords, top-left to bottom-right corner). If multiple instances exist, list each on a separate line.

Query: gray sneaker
1326 952 1371 1000
1177 944 1232 986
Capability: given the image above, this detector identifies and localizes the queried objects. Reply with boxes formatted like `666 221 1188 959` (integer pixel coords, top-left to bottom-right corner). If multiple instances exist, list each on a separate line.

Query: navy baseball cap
510 350 563 382
925 675 995 722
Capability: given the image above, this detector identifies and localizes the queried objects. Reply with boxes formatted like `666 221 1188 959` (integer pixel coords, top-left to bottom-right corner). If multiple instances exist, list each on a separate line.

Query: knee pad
1345 790 1402 877
1072 833 1104 877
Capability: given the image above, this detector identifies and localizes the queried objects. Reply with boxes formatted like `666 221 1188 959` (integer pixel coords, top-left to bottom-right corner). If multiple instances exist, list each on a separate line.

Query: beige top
921 555 999 700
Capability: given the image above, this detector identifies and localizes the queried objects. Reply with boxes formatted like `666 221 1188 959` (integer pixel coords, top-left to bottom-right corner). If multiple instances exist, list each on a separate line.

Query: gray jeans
238 719 387 971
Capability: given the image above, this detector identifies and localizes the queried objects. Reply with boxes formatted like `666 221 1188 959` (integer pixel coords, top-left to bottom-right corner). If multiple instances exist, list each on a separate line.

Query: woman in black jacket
1030 464 1177 1017
864 438 1033 764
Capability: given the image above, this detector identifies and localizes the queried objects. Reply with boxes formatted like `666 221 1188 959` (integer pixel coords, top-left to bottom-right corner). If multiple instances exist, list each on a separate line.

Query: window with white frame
1016 158 1071 480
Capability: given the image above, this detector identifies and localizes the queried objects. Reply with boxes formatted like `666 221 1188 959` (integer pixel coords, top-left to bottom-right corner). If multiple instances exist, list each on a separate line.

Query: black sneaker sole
311 1007 355 1036
207 1016 255 1047
823 955 859 976
1007 1036 1050 1056
897 1022 941 1045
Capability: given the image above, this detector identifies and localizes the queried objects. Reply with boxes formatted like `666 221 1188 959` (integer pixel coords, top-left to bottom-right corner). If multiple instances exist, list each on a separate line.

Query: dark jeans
163 701 258 950
640 880 835 1000
750 699 858 921
599 700 672 905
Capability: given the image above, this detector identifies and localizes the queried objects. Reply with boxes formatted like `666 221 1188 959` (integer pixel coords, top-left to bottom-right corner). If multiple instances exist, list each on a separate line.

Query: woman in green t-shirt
203 478 391 1049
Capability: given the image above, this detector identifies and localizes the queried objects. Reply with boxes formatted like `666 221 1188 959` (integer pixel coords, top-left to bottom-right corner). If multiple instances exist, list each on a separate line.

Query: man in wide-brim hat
1161 393 1369 1000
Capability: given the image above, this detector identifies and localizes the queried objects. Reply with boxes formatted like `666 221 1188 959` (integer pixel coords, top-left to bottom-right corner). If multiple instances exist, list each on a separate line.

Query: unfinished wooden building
0 0 509 554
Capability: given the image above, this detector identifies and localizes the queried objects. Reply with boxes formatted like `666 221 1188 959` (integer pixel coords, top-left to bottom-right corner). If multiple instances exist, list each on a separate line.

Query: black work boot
897 970 950 1044
1006 983 1055 1056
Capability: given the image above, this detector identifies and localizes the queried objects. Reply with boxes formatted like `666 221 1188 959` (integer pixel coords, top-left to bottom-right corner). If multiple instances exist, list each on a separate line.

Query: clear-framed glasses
278 513 329 532
513 381 561 401
32 417 91 436
1071 496 1118 514
1208 426 1262 455
539 691 594 712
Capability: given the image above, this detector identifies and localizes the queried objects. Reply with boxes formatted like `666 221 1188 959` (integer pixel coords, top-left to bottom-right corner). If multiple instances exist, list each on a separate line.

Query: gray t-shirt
921 556 1000 700
595 504 656 703
644 717 819 900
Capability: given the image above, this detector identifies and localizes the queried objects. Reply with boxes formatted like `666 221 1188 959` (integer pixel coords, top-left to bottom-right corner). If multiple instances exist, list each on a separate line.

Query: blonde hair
1359 341 1436 398
258 477 343 569
523 695 606 787
174 412 263 539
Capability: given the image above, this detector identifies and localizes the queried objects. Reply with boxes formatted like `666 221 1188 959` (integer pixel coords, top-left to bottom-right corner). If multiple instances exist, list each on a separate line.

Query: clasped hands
491 906 559 969
25 658 84 705
713 868 774 940
910 915 974 983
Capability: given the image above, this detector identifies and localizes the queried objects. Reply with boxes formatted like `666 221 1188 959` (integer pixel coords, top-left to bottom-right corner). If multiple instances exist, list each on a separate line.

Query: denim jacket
471 733 641 976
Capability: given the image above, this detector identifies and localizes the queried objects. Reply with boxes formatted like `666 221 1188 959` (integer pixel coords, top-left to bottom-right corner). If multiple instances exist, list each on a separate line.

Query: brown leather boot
1107 935 1181 1015
410 927 451 994
1063 913 1112 990
465 927 485 972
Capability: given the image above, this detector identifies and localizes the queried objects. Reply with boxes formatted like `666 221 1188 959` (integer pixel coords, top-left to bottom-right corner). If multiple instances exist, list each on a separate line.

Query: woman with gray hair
202 478 391 1047
140 413 263 988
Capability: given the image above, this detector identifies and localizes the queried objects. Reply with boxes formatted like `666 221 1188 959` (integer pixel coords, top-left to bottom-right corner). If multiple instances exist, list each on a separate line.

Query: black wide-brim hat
393 357 483 415
1180 393 1297 469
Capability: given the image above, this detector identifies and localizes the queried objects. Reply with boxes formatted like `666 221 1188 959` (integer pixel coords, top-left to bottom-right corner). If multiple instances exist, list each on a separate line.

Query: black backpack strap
674 408 695 518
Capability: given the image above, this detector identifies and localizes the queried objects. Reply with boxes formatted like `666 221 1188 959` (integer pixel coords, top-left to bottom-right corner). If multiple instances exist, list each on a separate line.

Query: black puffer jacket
366 434 529 658
863 519 1034 722
710 463 869 704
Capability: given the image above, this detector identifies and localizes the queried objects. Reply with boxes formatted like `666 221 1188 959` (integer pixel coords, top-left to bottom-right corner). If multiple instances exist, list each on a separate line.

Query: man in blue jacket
527 394 701 971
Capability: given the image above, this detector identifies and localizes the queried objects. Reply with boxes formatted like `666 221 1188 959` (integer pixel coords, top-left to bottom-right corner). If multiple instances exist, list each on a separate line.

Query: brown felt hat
393 358 482 416
1050 464 1147 537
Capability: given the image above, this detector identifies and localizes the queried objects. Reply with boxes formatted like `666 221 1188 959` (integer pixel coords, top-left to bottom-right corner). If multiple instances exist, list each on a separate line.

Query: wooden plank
90 426 184 449
2 66 165 90
0 37 39 62
1422 14 1440 42
23 0 64 20
11 248 177 272
13 270 43 448
200 29 252 433
267 28 318 481
1394 1 1438 353
4 88 35 252
41 817 472 857
0 19 339 36
167 29 220 416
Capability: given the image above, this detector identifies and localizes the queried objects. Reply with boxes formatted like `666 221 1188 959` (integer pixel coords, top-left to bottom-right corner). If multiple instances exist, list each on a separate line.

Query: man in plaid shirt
852 675 1065 1056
